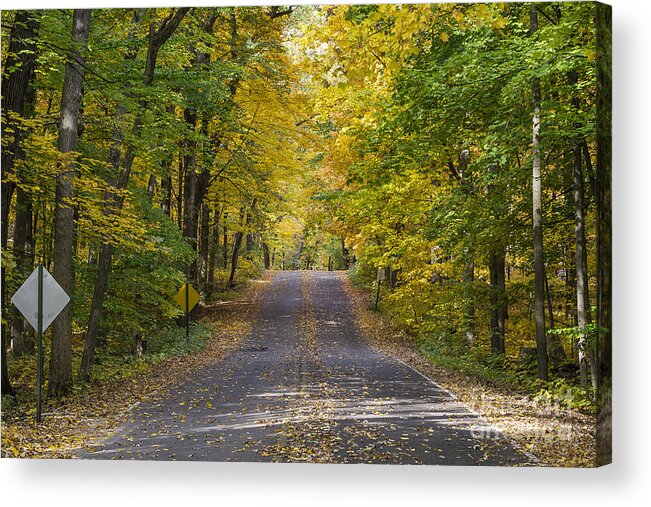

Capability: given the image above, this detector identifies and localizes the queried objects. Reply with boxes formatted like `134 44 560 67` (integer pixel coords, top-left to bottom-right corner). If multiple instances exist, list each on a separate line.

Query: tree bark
463 256 476 343
227 209 246 287
530 4 548 381
177 155 184 230
227 233 244 288
544 272 566 363
489 249 506 354
1 11 40 396
199 204 210 290
11 186 35 357
161 173 172 216
207 207 219 294
262 242 271 269
182 109 199 278
341 237 350 270
49 9 91 397
222 219 228 269
1 10 40 250
569 70 592 386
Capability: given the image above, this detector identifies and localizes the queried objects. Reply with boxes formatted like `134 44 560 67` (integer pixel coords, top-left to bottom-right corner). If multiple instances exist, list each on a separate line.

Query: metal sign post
375 268 385 311
11 264 70 423
185 282 190 344
173 282 200 346
36 265 43 423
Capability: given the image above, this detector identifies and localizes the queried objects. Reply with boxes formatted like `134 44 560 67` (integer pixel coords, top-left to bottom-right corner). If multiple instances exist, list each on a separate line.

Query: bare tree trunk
10 65 38 358
545 272 566 363
463 256 476 343
568 70 592 386
530 4 548 381
295 238 305 270
262 242 271 269
1 10 40 396
496 251 507 352
207 207 219 294
245 202 256 254
227 209 245 288
176 155 184 230
227 233 244 288
199 204 210 290
1 10 40 250
11 186 34 357
182 109 199 282
595 2 612 467
49 9 91 397
489 249 506 354
222 220 228 269
341 237 349 269
161 174 172 216
160 105 175 215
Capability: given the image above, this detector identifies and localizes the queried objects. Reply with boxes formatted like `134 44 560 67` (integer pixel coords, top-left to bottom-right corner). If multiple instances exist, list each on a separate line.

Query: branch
536 5 559 26
153 7 191 45
269 7 295 19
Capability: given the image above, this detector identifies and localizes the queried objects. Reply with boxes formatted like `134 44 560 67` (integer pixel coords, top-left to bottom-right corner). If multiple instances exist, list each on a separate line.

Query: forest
1 3 610 465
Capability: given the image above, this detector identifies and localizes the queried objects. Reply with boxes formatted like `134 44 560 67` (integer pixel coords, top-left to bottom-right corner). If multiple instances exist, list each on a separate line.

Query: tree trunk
463 256 476 343
1 10 40 250
177 155 184 230
199 204 210 290
79 8 189 381
182 109 199 282
569 70 591 386
545 272 567 363
49 9 91 397
227 233 244 288
159 106 175 215
207 208 219 294
161 174 172 216
262 242 271 270
489 249 506 354
11 187 35 357
341 237 350 269
595 2 612 467
227 209 245 288
1 11 40 396
496 250 507 353
295 238 305 270
222 220 228 269
530 4 548 381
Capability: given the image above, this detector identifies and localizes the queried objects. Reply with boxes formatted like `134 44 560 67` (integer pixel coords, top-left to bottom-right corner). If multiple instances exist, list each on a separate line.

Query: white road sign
11 266 70 332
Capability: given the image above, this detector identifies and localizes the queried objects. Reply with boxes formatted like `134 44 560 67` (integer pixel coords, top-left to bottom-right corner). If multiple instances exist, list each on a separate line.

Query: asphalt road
80 271 534 465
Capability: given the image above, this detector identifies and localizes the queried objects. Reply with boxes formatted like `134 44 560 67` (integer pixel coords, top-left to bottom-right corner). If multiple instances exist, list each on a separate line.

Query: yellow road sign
174 283 201 313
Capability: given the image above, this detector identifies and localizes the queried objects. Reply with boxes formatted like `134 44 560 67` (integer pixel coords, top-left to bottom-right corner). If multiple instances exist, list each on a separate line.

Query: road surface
80 271 533 465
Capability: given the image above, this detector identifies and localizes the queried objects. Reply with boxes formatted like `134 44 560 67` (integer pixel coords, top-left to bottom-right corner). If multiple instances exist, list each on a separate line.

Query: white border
2 0 650 505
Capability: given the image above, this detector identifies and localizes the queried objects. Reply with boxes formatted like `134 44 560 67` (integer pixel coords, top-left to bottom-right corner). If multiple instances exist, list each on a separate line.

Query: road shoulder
341 272 596 467
1 272 275 459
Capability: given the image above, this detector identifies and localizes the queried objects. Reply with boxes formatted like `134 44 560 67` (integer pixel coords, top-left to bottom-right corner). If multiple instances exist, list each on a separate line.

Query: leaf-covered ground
1 273 274 459
75 270 531 465
342 274 597 468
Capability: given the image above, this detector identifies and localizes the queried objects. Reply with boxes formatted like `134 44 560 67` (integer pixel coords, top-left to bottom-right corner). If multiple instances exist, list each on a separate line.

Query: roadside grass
349 266 594 413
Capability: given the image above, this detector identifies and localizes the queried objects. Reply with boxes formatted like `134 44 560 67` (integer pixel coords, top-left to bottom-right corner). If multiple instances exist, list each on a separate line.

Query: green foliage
74 191 195 341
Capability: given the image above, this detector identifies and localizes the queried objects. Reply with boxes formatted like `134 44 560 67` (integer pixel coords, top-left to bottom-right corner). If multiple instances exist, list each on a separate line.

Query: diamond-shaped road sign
174 283 201 313
11 266 70 333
